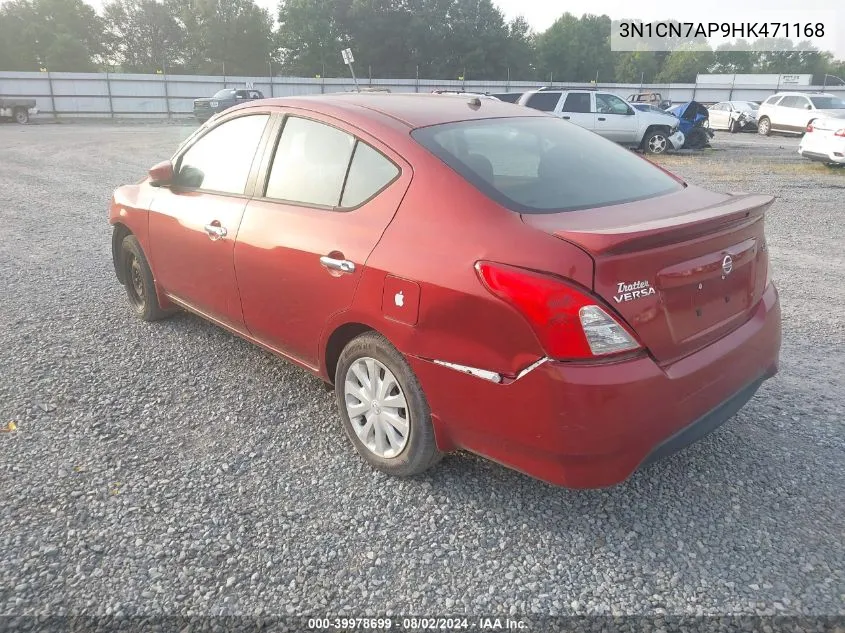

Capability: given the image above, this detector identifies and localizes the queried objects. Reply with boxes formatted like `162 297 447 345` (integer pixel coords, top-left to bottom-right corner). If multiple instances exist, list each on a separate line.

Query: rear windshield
411 117 684 213
810 96 845 109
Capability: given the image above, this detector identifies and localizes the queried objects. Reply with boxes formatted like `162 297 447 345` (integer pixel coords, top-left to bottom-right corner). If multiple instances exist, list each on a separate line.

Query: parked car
756 92 845 135
666 101 716 149
108 93 781 489
193 88 264 121
798 117 845 165
0 97 37 124
518 88 684 154
708 101 759 132
489 92 523 103
630 103 668 115
627 92 672 109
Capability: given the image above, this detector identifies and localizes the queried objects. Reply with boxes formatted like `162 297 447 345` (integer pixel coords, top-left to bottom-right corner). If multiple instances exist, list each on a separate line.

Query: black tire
335 332 442 477
757 116 771 136
14 108 29 124
643 129 670 154
119 235 172 321
728 119 737 133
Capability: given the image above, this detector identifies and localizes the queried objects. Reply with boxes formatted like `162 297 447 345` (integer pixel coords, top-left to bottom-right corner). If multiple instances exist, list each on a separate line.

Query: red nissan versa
108 94 781 489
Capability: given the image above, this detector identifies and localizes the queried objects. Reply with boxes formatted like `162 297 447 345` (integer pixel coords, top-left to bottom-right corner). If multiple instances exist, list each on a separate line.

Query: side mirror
148 160 174 187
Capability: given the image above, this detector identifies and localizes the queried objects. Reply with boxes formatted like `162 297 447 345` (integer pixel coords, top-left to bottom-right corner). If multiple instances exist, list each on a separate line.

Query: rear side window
562 93 591 113
524 92 561 112
177 114 269 194
341 143 399 207
764 96 783 105
412 117 684 213
265 117 355 207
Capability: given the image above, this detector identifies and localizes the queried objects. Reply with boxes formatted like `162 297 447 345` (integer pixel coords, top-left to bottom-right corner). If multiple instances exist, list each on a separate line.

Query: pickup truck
0 98 38 124
193 88 264 121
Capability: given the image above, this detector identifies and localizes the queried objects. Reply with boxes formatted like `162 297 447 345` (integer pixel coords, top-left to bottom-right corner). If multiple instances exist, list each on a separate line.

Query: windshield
810 96 845 109
412 117 684 214
212 89 235 99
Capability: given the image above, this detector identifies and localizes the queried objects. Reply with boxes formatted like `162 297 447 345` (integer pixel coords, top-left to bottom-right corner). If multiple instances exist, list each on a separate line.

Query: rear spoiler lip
549 193 774 256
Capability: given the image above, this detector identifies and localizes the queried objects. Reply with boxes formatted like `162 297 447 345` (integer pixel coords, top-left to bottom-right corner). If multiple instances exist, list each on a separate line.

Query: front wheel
757 117 771 136
643 130 670 154
728 119 738 133
335 332 442 477
14 108 29 124
120 235 172 321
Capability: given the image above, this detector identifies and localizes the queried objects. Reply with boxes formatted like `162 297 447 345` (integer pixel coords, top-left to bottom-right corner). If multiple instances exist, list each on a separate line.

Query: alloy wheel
648 134 668 154
344 357 409 459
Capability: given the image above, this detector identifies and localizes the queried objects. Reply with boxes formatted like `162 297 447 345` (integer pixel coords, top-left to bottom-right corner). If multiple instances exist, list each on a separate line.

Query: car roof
230 92 544 129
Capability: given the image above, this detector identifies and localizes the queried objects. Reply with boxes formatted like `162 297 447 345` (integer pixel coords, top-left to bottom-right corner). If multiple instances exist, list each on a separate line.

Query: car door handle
204 223 227 240
320 256 355 274
562 115 571 120
598 117 606 121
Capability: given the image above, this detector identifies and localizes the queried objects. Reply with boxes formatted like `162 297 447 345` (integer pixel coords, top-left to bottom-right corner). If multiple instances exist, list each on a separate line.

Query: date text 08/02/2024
308 617 529 630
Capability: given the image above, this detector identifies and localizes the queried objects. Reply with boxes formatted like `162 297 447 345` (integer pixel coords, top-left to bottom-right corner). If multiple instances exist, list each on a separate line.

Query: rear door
709 103 728 129
558 92 595 130
234 112 412 368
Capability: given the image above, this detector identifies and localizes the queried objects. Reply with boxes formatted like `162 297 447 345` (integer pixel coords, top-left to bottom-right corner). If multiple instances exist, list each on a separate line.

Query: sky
80 0 845 61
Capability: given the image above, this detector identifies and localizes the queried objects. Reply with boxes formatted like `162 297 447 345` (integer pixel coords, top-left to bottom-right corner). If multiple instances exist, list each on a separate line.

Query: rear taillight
474 262 641 360
806 122 814 133
835 128 845 137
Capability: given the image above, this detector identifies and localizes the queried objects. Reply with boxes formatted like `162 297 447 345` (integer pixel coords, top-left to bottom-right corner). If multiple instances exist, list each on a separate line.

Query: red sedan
108 94 781 489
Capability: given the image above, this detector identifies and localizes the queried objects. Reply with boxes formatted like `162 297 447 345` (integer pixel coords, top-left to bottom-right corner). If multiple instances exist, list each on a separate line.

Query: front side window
412 116 684 213
525 92 561 112
596 93 631 115
177 114 269 194
810 96 845 109
562 93 591 113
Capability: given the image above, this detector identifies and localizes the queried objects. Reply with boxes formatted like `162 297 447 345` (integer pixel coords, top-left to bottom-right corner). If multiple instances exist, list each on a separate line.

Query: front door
147 112 272 329
234 113 412 369
594 93 639 143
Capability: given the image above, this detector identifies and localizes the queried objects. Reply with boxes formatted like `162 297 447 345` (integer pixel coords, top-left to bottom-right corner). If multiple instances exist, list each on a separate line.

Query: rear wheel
643 129 670 154
120 235 172 321
14 108 28 124
335 332 442 477
757 116 771 136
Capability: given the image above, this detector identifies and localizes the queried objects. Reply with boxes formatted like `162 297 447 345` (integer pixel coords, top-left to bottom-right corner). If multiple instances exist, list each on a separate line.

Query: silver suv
517 88 684 154
756 92 845 135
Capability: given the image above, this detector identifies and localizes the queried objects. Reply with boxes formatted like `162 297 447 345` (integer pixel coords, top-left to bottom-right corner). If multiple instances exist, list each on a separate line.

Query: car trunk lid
521 185 773 364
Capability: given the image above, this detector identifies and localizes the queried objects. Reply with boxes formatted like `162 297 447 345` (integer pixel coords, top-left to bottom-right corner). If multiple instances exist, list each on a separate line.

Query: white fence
1 71 843 119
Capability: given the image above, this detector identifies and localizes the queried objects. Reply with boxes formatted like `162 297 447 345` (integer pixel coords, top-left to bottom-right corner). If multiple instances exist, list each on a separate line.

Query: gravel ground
0 122 843 625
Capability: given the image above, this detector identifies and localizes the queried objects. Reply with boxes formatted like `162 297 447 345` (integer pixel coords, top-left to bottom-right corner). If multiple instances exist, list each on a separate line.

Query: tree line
1 0 844 82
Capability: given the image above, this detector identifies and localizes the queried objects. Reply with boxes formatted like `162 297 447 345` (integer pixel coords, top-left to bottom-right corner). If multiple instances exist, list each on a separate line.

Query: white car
707 101 759 132
757 92 845 136
798 117 845 165
517 88 684 154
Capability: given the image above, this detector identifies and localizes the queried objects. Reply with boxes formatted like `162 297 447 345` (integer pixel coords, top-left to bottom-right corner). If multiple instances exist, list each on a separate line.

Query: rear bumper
799 146 845 164
409 283 781 489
